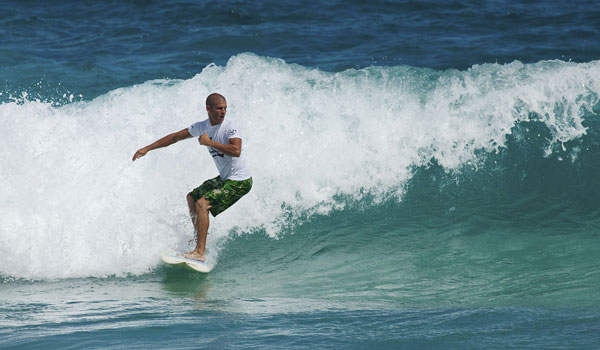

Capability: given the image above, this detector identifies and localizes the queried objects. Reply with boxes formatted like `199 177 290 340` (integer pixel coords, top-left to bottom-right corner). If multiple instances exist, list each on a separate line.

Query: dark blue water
2 1 600 349
3 0 600 99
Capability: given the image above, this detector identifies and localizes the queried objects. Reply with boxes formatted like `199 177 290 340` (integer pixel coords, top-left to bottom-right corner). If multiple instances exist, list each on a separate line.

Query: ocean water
2 0 600 348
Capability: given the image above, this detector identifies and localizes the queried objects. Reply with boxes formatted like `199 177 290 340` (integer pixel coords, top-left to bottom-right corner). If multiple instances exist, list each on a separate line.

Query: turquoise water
2 1 600 348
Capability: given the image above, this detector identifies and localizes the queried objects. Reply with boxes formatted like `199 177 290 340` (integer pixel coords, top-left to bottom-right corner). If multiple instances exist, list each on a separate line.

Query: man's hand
132 147 148 161
199 132 212 146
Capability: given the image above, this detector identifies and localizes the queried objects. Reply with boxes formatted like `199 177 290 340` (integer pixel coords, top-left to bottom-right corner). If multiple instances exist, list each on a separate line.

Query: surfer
132 93 252 262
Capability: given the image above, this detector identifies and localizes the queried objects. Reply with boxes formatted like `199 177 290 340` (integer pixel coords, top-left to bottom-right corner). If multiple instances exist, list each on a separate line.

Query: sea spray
1 53 599 279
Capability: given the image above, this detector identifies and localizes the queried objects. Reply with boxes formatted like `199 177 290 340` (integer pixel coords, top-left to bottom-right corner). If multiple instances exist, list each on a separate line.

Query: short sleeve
225 120 242 140
187 121 203 137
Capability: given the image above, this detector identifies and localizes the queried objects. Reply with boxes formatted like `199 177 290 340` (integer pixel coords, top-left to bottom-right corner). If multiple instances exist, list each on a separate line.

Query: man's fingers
132 149 146 161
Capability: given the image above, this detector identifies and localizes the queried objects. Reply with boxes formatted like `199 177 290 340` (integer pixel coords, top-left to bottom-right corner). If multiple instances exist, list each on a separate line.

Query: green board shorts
188 176 252 217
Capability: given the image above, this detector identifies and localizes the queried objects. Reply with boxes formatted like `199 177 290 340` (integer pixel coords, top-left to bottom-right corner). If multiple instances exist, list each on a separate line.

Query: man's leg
184 196 211 262
186 194 198 234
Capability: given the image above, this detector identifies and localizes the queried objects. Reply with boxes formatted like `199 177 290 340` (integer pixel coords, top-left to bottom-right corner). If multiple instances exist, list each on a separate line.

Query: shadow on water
157 264 212 301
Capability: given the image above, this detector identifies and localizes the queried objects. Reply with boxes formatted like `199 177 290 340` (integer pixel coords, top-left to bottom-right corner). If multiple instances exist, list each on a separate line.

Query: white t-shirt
187 118 251 181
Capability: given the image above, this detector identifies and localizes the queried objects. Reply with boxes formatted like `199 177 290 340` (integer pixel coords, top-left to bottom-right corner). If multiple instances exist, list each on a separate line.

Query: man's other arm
199 133 242 157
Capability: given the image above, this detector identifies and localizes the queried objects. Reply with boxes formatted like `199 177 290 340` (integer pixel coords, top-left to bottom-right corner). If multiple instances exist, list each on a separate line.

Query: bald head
206 93 226 107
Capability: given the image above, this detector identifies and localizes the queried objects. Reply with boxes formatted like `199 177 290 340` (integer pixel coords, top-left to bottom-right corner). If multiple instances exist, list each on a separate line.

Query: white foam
1 54 598 279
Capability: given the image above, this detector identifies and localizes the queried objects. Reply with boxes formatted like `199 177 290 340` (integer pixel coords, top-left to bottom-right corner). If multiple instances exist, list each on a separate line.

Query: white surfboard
161 250 213 273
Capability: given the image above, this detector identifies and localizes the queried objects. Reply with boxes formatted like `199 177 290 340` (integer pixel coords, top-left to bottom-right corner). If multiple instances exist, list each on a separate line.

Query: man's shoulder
190 119 210 128
222 118 236 127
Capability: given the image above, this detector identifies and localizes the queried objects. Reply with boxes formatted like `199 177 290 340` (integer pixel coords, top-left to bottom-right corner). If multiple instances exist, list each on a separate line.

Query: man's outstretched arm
132 128 192 161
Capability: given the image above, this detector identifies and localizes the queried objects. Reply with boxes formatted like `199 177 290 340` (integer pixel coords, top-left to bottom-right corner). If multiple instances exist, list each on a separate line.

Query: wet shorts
188 176 252 217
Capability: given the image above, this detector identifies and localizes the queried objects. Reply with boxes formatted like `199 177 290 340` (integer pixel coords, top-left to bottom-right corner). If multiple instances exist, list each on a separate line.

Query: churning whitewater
1 54 599 280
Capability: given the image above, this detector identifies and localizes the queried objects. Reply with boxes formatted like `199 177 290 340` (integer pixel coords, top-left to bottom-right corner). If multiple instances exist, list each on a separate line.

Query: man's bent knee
195 197 212 211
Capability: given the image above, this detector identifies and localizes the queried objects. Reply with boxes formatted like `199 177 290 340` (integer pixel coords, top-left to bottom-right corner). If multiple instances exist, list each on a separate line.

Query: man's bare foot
180 251 206 262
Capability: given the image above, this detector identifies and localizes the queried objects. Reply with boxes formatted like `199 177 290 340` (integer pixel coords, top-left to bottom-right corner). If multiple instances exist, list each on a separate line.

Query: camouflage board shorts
189 176 252 216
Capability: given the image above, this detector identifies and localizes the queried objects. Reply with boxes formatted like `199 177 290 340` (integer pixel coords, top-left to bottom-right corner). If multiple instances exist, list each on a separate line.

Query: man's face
207 100 227 125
